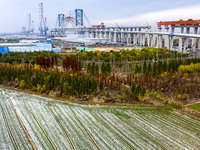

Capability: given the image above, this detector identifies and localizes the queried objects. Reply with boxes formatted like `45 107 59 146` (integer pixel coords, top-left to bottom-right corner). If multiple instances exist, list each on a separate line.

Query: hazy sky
1 0 200 33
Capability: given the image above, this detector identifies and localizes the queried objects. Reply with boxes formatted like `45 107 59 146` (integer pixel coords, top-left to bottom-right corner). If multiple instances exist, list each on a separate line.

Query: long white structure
51 25 200 52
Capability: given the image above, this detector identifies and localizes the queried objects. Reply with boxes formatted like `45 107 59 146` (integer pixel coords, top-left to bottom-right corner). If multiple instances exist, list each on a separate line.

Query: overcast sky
1 0 200 33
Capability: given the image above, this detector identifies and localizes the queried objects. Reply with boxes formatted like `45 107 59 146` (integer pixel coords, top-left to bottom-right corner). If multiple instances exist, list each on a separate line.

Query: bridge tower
58 14 65 27
75 9 83 26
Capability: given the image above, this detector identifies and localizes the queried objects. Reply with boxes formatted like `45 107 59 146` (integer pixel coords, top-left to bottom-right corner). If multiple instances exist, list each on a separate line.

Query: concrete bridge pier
147 28 151 46
170 36 174 50
192 27 198 49
114 29 117 43
183 38 188 53
100 30 103 38
151 34 156 47
179 27 184 51
87 31 90 38
165 28 169 48
179 37 183 52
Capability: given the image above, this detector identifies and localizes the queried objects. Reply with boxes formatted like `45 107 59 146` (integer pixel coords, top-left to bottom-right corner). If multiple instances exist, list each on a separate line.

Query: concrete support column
130 28 133 44
142 28 146 46
133 28 136 45
96 30 98 38
116 33 119 43
184 27 190 51
120 33 123 43
126 33 128 44
183 38 187 53
111 32 114 42
179 27 184 51
158 28 162 48
147 28 151 46
114 29 117 43
109 28 112 40
170 36 174 50
133 34 136 45
149 34 152 46
142 34 145 46
166 35 169 49
92 32 95 38
127 33 129 44
192 27 198 50
156 35 159 48
130 33 133 45
179 37 183 52
147 34 150 46
198 39 200 50
100 30 103 38
159 35 162 48
151 34 155 47
105 31 109 39
165 28 169 48
138 28 141 45
87 31 89 38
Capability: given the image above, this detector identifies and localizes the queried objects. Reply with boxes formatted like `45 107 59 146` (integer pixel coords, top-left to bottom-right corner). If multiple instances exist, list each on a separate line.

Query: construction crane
27 13 34 35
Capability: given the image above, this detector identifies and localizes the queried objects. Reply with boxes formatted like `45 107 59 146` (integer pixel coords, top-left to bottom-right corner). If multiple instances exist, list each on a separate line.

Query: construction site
1 3 200 53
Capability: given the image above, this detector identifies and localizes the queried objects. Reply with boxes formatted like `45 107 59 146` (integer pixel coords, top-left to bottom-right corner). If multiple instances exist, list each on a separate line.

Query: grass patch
187 103 200 112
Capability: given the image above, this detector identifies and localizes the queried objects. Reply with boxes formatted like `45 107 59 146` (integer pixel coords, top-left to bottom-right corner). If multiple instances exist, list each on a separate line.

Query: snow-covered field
0 88 200 150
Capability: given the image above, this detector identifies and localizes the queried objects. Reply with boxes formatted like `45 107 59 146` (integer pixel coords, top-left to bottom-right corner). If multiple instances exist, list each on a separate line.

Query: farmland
1 88 200 149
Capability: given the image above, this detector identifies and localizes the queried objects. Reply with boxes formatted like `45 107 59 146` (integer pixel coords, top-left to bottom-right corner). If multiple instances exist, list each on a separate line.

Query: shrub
169 100 183 109
37 84 42 92
19 80 26 89
177 94 182 100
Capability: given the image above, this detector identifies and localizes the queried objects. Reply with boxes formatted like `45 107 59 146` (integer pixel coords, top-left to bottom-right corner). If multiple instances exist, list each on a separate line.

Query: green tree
158 60 163 73
168 60 172 72
148 63 152 73
143 61 147 74
91 78 97 91
135 63 139 74
87 63 91 74
133 85 140 100
140 88 146 97
95 64 99 74
60 81 64 97
65 82 69 95
91 62 95 75
131 82 136 92
101 62 105 74
106 63 111 75
163 60 167 72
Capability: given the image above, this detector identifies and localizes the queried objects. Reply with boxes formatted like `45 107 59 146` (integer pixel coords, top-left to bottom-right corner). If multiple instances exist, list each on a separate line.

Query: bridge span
51 25 200 52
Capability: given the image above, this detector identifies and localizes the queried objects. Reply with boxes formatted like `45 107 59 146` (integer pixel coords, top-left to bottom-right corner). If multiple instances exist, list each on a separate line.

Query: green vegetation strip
187 103 200 112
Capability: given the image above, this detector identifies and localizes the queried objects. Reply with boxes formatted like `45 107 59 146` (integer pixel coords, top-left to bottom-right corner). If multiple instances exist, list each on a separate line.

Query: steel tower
38 3 48 36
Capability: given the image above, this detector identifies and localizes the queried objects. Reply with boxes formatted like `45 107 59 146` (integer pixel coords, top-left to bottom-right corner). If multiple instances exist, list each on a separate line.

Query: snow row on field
1 88 200 150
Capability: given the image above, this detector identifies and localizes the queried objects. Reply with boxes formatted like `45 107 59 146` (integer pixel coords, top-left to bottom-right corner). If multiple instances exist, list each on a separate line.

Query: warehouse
0 40 61 54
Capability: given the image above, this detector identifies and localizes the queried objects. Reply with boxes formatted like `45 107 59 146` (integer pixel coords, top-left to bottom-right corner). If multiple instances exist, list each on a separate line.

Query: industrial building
0 39 61 54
